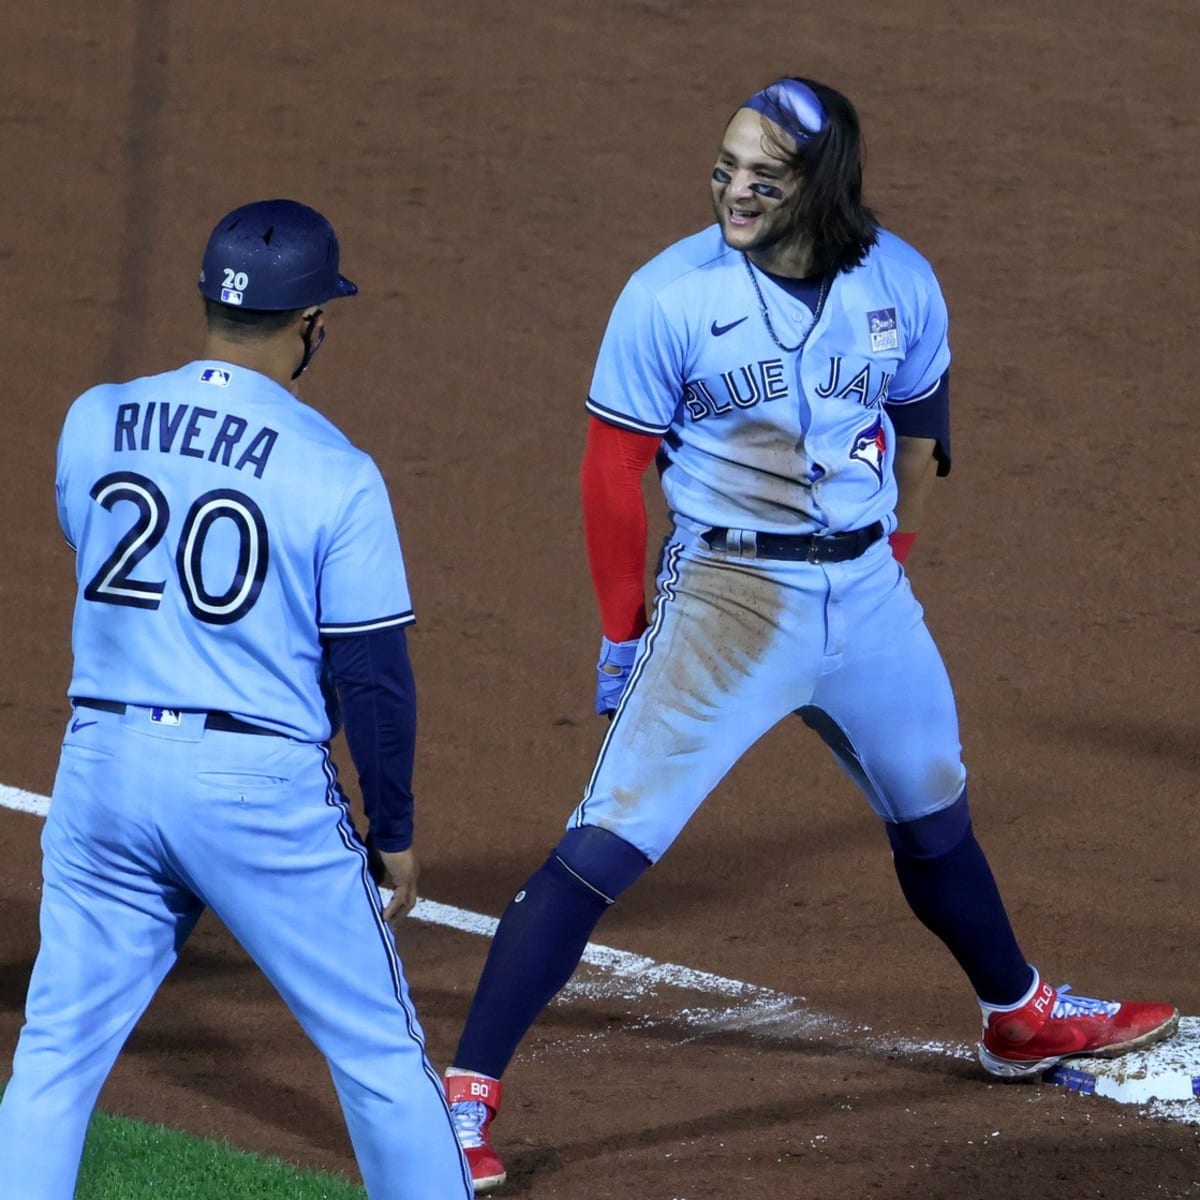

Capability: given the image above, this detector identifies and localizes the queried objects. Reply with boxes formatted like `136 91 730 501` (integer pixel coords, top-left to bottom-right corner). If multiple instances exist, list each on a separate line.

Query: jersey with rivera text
586 225 950 534
56 360 413 741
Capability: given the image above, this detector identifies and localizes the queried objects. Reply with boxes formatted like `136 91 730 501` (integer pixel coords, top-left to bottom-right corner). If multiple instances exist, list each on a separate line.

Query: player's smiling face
711 108 800 264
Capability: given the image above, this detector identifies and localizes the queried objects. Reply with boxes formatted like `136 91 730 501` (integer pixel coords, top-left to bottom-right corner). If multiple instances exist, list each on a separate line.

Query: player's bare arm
892 435 939 533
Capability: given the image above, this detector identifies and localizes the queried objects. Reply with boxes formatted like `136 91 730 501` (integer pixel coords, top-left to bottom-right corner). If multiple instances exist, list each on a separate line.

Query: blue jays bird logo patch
850 416 887 481
867 307 898 352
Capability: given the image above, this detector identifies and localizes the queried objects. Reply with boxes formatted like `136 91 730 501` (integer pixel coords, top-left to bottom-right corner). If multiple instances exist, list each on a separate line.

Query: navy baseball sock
454 827 650 1080
887 793 1034 1006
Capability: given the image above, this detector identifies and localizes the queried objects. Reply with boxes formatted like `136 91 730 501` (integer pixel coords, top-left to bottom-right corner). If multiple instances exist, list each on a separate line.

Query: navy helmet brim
334 274 358 299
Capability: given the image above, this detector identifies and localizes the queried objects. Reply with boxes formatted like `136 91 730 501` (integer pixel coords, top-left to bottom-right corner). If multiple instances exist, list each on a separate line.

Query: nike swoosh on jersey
69 718 98 733
710 316 749 337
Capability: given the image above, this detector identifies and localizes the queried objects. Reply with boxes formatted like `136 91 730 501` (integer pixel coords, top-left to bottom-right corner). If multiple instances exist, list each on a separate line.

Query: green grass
75 1108 366 1199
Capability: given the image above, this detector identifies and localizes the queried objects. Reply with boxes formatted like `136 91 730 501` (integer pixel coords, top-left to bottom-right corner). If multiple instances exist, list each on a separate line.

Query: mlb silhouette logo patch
200 368 231 386
220 287 244 305
867 307 898 352
150 708 182 726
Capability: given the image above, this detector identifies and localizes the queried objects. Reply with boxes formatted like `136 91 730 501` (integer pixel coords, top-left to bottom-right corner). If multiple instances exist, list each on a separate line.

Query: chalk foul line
3 782 1196 1124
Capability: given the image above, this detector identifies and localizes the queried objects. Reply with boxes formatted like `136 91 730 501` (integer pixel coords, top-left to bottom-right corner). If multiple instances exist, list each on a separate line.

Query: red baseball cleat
978 974 1179 1079
446 1072 507 1193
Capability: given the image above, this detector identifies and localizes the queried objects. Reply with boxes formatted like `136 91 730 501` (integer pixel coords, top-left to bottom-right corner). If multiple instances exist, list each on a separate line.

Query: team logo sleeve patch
867 308 899 352
849 415 887 481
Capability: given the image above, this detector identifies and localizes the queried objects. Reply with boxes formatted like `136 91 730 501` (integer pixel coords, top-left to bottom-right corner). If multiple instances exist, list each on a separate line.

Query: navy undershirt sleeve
886 369 952 476
323 625 417 852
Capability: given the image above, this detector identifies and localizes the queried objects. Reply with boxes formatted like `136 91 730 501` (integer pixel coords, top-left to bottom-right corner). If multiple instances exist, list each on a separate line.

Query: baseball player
442 79 1179 1191
0 199 472 1199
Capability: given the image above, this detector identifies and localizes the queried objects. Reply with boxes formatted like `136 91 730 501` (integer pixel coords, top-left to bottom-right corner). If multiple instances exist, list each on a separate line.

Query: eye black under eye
712 167 732 184
749 181 785 199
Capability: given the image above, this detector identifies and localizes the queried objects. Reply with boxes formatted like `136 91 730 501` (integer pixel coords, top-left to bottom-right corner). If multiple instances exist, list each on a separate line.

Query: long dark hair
757 77 879 276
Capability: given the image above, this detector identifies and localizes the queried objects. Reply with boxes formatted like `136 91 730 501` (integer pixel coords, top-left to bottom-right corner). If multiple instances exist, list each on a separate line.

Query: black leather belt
73 697 285 738
701 521 884 563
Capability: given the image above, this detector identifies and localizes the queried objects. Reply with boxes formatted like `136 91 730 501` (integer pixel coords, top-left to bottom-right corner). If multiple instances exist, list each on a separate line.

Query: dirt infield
2 2 1198 1197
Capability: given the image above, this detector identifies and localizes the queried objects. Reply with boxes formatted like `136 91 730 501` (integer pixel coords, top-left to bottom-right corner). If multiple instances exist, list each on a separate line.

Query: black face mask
292 309 325 380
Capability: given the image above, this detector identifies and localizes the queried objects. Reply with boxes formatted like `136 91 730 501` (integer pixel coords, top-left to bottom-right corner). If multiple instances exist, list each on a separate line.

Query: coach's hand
595 635 641 716
377 847 420 931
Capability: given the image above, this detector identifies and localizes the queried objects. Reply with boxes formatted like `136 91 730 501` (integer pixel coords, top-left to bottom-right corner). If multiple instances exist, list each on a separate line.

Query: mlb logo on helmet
220 287 244 306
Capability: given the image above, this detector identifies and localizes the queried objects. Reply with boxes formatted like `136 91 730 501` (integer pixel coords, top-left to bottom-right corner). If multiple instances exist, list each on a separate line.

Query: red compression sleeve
889 530 918 565
580 416 662 642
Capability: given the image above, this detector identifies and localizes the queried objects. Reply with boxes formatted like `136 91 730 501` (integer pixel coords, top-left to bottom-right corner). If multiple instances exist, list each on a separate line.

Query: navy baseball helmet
198 198 358 311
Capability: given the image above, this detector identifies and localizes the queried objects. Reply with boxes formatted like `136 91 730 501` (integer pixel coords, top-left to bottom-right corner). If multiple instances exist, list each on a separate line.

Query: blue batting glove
594 636 641 716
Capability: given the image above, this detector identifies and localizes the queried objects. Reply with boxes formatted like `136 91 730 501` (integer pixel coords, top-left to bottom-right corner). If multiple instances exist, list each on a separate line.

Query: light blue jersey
587 225 950 534
55 360 414 740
